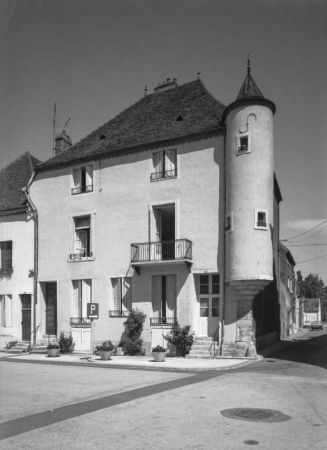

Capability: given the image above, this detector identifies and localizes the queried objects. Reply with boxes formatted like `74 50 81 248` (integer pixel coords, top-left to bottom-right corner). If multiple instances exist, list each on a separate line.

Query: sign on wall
87 303 99 319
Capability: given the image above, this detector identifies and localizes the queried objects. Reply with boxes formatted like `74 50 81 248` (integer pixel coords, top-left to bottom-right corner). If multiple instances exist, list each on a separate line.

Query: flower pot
151 352 167 362
98 350 113 360
47 348 60 357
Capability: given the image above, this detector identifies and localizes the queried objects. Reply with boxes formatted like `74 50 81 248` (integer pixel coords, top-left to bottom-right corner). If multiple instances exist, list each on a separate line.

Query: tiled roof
0 152 41 213
237 72 264 100
36 79 225 172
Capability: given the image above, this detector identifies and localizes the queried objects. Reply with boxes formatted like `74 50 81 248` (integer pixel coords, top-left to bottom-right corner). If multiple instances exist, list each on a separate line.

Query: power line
296 253 327 264
287 243 327 247
281 219 327 242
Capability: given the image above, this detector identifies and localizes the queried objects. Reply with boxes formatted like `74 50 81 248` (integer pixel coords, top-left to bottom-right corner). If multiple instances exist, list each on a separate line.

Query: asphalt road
1 328 326 449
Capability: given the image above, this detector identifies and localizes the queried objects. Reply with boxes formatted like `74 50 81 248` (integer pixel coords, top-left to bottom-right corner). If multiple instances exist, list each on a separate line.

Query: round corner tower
223 61 276 301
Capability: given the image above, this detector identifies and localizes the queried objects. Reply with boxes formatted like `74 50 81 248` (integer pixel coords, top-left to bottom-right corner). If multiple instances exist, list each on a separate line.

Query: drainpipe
220 131 227 356
22 172 38 346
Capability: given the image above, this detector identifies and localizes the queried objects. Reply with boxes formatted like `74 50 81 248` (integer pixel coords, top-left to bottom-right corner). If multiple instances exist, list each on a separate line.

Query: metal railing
150 317 177 326
256 221 267 227
131 239 192 263
69 251 93 260
109 310 130 318
30 324 40 345
150 169 177 182
209 324 220 359
70 317 91 325
71 185 93 195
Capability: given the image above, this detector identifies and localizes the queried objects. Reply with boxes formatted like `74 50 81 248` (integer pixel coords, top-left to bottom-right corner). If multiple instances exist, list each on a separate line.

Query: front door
46 283 57 335
197 274 220 337
21 294 31 341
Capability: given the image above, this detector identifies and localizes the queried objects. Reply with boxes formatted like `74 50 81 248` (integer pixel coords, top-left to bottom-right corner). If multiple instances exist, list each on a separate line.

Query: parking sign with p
87 303 99 319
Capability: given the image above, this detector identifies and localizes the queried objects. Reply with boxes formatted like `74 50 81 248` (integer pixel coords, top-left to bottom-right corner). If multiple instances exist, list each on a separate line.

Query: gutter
22 170 38 346
220 128 227 356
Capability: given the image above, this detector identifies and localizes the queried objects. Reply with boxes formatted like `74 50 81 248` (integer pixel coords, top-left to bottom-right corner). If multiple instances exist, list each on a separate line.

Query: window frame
69 214 95 261
236 132 251 155
71 279 92 325
0 294 12 327
198 274 220 318
0 241 13 274
109 277 132 317
254 208 268 230
150 149 177 182
71 164 94 195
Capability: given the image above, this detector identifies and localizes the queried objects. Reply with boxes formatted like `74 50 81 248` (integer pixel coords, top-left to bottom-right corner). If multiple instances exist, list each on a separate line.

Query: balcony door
197 275 220 337
152 275 176 324
150 204 175 260
21 294 31 341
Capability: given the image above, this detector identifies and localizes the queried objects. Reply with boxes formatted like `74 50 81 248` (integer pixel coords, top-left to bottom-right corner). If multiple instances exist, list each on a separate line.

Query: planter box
151 352 167 362
47 348 60 357
98 350 113 360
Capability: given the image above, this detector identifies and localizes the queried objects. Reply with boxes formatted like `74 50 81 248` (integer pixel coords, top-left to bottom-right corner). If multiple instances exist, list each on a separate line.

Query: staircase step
187 336 219 359
30 345 48 354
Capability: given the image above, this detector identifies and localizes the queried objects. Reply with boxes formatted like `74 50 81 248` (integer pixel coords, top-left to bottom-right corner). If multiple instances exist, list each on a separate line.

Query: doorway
46 283 57 335
21 294 31 341
151 204 175 260
197 274 220 337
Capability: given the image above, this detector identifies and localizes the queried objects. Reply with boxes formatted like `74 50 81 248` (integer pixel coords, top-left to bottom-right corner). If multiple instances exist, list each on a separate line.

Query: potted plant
95 340 115 360
151 345 167 362
47 342 60 357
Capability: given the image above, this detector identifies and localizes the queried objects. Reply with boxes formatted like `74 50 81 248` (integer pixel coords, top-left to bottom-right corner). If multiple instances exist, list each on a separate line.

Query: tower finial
144 84 148 97
247 55 251 75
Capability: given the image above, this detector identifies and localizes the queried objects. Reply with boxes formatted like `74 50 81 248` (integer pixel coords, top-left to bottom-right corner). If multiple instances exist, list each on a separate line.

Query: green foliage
5 341 17 350
123 309 146 355
152 345 166 352
163 322 195 357
47 342 60 350
59 332 75 354
96 340 115 352
297 272 326 298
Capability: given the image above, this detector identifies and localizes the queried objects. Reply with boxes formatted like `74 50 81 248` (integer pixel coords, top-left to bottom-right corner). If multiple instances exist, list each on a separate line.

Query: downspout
22 171 38 346
220 129 227 356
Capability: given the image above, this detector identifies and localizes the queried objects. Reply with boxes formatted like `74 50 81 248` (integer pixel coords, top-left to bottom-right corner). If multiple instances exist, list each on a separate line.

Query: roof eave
222 97 276 123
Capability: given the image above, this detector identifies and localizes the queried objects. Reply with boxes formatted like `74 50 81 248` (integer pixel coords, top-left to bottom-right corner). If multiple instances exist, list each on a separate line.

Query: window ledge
68 257 95 263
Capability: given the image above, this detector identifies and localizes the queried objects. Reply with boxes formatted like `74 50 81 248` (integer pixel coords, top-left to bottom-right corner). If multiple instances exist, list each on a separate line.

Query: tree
297 272 325 298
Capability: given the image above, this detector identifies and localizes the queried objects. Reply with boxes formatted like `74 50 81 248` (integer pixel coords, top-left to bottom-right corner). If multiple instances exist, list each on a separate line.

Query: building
279 243 297 337
0 152 41 349
25 65 283 356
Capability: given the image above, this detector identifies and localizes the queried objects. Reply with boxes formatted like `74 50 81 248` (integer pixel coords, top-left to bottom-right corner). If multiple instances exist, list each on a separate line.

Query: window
70 216 93 260
254 209 268 230
71 279 92 325
151 275 177 325
198 274 220 317
237 132 251 154
0 241 13 274
72 165 93 195
110 277 132 317
0 295 12 327
151 149 177 182
225 212 233 233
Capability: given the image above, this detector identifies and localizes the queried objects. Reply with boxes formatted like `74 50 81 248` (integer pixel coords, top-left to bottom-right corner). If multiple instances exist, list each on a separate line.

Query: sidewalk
256 327 310 359
0 351 255 371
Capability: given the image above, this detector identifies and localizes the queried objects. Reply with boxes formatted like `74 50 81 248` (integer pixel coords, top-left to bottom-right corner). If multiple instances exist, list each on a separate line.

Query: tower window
237 132 251 154
239 136 248 151
254 209 268 230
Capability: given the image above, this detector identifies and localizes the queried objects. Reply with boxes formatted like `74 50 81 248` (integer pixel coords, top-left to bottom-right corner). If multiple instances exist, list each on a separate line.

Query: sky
1 0 327 284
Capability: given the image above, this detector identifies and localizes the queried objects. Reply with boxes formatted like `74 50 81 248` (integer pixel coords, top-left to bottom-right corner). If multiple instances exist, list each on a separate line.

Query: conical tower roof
222 58 276 122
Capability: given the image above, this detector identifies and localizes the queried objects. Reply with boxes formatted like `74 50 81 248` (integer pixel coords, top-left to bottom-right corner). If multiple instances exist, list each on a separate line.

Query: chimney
154 78 178 93
53 130 73 156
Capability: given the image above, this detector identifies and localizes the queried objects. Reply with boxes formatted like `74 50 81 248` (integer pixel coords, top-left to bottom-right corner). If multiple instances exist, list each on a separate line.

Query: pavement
0 329 310 371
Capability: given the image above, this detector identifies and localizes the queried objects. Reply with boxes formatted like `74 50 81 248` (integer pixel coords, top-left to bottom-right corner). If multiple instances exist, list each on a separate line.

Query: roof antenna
52 102 56 154
144 84 148 97
63 118 71 130
247 55 251 75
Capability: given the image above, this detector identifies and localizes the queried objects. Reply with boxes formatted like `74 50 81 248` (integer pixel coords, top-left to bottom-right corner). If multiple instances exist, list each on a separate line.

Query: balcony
150 317 177 326
69 251 93 260
109 310 130 318
71 185 93 195
70 317 91 326
131 239 192 267
150 169 177 182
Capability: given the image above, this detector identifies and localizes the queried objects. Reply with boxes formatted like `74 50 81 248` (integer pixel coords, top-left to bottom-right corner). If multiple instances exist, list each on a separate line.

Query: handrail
209 324 220 359
30 324 40 345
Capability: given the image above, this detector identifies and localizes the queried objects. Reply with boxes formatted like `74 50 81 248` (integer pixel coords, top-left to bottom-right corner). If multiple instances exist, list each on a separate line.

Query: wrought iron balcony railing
150 317 177 326
70 317 91 325
256 221 267 228
150 169 177 182
69 251 93 260
71 185 93 195
131 239 192 263
109 310 131 318
0 267 13 275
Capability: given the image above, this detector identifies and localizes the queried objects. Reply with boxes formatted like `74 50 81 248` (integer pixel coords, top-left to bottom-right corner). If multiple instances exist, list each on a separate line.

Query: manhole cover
244 441 259 446
221 408 291 423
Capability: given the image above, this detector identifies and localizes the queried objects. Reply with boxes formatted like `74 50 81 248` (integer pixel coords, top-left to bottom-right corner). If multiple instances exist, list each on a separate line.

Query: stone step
30 345 48 354
187 336 219 359
7 342 30 354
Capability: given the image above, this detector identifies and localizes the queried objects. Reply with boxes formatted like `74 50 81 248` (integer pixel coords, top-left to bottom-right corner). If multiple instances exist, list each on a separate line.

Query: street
0 328 326 449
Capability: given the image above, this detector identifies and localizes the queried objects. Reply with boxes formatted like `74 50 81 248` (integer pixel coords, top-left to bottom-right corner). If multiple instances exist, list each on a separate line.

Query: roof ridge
0 151 31 173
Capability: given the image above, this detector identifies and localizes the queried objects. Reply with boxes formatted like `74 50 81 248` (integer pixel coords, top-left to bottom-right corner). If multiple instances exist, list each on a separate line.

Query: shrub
164 322 195 357
152 345 166 352
123 309 146 355
96 340 115 352
5 341 17 351
59 332 75 354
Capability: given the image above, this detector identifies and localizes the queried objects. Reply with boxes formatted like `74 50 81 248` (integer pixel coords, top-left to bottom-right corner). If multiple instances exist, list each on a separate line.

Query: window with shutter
110 277 132 317
0 295 12 327
151 275 177 325
71 279 92 325
0 241 13 274
151 149 177 182
70 216 92 260
72 165 93 195
0 295 5 326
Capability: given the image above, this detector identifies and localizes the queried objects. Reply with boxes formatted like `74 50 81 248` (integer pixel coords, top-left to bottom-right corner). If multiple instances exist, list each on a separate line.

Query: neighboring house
27 66 284 355
279 242 297 337
0 152 41 349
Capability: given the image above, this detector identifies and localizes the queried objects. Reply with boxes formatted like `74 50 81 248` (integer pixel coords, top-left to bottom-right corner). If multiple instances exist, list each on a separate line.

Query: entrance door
46 283 57 335
197 274 220 337
21 294 31 341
